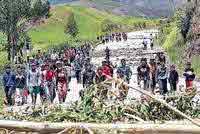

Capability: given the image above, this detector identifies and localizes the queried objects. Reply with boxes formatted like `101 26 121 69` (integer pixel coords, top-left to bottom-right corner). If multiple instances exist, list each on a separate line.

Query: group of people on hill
97 32 128 44
137 52 196 95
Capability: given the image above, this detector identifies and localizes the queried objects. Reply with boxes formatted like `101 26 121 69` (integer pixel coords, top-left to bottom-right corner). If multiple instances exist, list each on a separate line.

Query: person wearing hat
137 58 150 90
168 64 179 92
3 65 16 105
156 61 168 95
183 62 195 91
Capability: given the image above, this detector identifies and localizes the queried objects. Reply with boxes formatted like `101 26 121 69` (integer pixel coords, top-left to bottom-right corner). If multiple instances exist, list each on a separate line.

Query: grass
158 16 200 77
28 5 72 50
0 5 159 71
0 89 4 111
28 5 159 50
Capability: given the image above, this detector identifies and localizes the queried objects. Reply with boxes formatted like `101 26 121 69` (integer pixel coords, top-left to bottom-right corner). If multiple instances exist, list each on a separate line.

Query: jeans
4 86 15 105
75 70 81 83
150 77 156 91
170 82 177 92
158 79 168 95
137 76 149 90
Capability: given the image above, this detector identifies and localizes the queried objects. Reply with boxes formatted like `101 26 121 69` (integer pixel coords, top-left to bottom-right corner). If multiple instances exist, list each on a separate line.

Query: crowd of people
2 33 196 106
137 52 196 95
97 32 128 44
2 44 115 106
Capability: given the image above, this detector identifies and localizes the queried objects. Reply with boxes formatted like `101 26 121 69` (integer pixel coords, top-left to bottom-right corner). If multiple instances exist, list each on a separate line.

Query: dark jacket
169 70 179 84
83 70 96 88
3 72 16 87
117 65 132 80
16 74 26 89
183 68 195 81
137 65 150 80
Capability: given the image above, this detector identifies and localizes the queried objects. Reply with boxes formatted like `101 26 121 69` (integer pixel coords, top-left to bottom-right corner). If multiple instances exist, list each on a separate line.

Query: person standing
156 61 168 95
15 66 27 105
117 59 132 99
183 62 195 91
142 37 148 50
83 64 96 88
137 58 150 90
117 59 132 84
149 59 157 93
74 55 82 83
45 64 56 103
27 63 40 105
3 65 16 106
150 34 154 50
55 61 68 103
101 61 112 80
168 65 179 92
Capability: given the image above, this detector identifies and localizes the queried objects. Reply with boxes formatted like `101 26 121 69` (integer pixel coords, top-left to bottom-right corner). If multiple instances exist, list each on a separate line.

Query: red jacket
102 65 112 77
46 70 55 81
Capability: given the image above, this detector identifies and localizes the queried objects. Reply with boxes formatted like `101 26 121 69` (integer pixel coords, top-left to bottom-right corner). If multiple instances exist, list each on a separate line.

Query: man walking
149 59 157 93
83 64 96 88
117 59 132 84
156 61 168 95
183 62 195 91
168 65 179 92
3 65 16 105
137 58 150 90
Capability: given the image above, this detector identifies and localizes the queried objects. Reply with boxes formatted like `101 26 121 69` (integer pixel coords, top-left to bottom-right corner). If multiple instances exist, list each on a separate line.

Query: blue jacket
117 65 132 80
3 72 16 87
156 66 168 80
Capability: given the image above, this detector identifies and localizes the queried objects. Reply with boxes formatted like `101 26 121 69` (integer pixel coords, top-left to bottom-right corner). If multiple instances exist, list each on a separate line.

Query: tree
65 13 79 38
33 0 51 18
101 19 118 34
0 0 50 62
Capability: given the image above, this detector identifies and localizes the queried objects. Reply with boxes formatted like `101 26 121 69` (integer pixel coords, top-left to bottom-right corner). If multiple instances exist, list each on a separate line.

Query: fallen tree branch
103 75 200 127
127 84 200 127
124 113 145 122
0 120 200 133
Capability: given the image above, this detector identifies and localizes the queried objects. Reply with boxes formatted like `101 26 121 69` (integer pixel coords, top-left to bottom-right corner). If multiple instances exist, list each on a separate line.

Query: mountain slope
87 0 187 18
28 5 158 50
50 0 186 18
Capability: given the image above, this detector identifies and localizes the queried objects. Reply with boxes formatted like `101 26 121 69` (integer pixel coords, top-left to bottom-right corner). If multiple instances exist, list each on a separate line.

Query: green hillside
157 11 200 77
28 5 159 50
0 5 159 70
